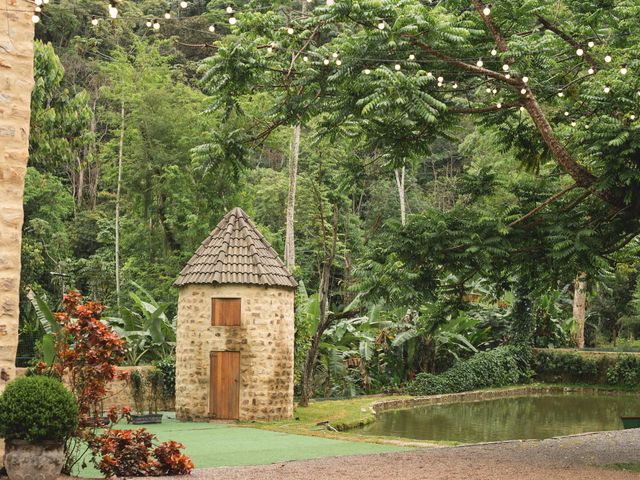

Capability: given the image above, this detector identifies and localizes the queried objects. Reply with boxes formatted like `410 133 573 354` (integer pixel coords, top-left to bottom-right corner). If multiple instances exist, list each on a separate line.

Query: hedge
406 346 532 396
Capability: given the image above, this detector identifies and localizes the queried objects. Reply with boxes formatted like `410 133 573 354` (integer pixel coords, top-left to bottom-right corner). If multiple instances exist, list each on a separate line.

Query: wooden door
209 351 240 419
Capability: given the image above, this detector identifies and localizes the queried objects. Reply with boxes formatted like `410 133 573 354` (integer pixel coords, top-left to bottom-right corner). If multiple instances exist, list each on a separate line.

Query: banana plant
26 288 59 367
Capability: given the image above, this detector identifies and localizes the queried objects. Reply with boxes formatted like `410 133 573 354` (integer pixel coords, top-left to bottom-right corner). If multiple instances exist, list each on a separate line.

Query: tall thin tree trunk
285 124 300 269
76 157 84 209
115 102 125 313
573 272 587 348
395 166 406 226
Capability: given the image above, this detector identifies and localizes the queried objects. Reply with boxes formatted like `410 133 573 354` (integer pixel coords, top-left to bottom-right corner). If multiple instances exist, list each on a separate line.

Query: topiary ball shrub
0 376 78 444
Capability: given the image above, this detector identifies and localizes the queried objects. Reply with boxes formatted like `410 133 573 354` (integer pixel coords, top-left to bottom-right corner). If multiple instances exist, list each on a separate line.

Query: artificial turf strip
77 420 408 478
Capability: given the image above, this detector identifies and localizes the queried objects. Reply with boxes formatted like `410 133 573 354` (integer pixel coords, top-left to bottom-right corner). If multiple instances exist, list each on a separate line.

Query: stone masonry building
174 208 297 421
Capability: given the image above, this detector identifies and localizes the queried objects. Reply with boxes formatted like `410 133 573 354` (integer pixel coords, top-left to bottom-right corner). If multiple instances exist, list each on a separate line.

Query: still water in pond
359 394 640 443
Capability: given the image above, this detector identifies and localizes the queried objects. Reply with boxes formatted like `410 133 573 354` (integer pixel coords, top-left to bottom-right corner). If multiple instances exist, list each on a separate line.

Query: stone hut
174 208 297 421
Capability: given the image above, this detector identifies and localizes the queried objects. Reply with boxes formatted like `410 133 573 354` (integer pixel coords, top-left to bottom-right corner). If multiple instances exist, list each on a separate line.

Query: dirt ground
165 429 640 479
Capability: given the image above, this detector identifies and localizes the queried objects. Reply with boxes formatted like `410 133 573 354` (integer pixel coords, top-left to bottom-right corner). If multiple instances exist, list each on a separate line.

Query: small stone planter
131 413 163 424
4 440 64 480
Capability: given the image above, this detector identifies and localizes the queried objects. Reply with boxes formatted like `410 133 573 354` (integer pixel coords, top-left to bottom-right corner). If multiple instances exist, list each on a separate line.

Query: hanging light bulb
43 0 49 4
426 72 433 78
146 19 152 27
32 12 40 23
496 101 502 108
564 111 569 116
228 16 237 24
576 48 584 57
303 56 309 62
164 9 171 19
394 64 401 71
492 88 497 94
377 21 385 30
108 1 118 18
35 0 42 6
35 6 41 12
336 59 342 66
483 4 491 16
620 64 628 75
522 76 529 83
323 58 329 65
437 82 443 87
267 45 273 53
603 85 611 93
631 114 637 121
520 88 526 94
477 58 484 67
332 52 339 58
208 25 215 32
505 74 511 79
585 124 590 129
604 54 612 63
364 68 371 75
409 54 415 61
519 106 525 112
287 27 294 34
152 19 160 30
491 48 497 56
558 92 564 97
588 41 595 48
180 1 188 8
452 82 458 89
91 15 99 25
486 87 492 93
437 76 444 83
226 5 233 13
588 66 595 75
502 63 509 72
571 121 577 127
326 0 335 5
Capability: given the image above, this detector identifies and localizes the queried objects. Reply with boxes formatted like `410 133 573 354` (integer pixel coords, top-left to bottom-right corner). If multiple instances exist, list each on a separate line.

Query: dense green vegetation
21 0 640 400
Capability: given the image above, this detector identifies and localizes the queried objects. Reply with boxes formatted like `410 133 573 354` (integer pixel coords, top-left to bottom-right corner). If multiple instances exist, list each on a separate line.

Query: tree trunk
573 272 587 348
394 166 406 226
285 124 300 269
115 102 125 313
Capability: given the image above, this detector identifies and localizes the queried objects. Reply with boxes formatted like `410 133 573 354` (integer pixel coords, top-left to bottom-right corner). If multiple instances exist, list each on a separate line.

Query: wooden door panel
209 351 240 419
211 298 241 326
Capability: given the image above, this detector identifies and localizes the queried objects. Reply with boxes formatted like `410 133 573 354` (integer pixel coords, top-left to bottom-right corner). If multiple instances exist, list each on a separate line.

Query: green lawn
78 419 408 478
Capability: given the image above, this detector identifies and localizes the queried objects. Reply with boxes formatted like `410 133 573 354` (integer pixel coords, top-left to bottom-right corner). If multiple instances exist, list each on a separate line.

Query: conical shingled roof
174 207 297 289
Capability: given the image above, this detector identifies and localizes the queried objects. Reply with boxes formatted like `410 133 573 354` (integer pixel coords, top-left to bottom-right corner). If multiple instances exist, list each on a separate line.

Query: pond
359 393 640 443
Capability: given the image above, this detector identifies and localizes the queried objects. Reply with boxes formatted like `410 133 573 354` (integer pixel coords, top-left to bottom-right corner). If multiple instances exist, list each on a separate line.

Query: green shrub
532 350 607 384
406 346 531 396
155 357 175 400
0 376 78 443
605 356 640 387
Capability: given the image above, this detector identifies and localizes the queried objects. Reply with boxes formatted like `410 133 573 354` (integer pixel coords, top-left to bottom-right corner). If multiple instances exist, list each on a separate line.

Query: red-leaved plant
38 291 192 476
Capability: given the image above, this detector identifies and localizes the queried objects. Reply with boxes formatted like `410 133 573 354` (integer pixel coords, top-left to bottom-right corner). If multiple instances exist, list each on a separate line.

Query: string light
558 91 564 97
332 52 339 58
326 0 335 5
571 121 577 127
323 58 329 65
180 1 188 8
491 49 497 56
588 41 595 48
409 54 415 61
476 59 484 67
364 68 371 75
208 25 215 32
394 64 401 71
588 66 595 75
336 59 342 66
452 82 458 89
302 56 309 62
519 106 525 112
576 48 584 57
486 87 492 93
522 76 529 83
91 15 98 25
620 64 628 75
483 4 491 16
437 76 444 83
427 72 433 78
502 63 509 72
145 19 152 27
564 111 569 116
497 101 502 108
585 124 590 129
108 1 118 18
505 74 510 79
377 21 385 30
266 45 273 53
287 27 294 34
35 0 42 5
604 54 612 63
32 11 40 23
164 9 171 19
492 88 497 94
520 88 526 94
603 85 611 93
631 114 637 121
153 19 160 30
228 16 237 25
226 5 233 13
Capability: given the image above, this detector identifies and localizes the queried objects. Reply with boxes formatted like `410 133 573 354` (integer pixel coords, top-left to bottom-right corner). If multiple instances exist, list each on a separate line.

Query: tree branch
471 0 509 52
537 15 597 67
508 183 579 227
448 103 521 114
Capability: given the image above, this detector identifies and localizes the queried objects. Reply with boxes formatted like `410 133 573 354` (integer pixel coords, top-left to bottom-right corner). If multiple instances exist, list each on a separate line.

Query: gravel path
166 429 640 479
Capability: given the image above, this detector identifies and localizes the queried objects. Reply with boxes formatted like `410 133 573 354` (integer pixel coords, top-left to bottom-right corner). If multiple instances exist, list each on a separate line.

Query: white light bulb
558 92 564 97
571 121 576 127
520 88 526 94
228 16 237 25
180 1 187 8
497 102 502 108
492 88 497 94
491 48 497 56
153 20 160 30
208 25 215 32
377 21 385 30
109 5 118 18
91 16 98 25
452 82 458 89
326 0 334 5
35 6 41 12
35 0 42 5
336 59 342 66
267 46 273 53
486 87 492 93
477 59 484 67
631 114 636 120
42 0 49 4
332 52 338 58
620 65 628 75
576 48 584 57
164 11 171 19
505 74 511 79
146 20 152 27
604 54 612 63
603 85 610 93
519 106 525 112
323 58 329 65
585 124 590 129
427 72 433 78
437 76 444 83
483 6 491 16
409 54 415 61
394 64 401 71
588 41 595 48
226 5 233 13
522 76 529 83
588 67 595 75
364 69 371 75
287 27 294 34
32 13 40 23
502 63 509 72
564 111 569 116
303 56 309 62
437 82 443 87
